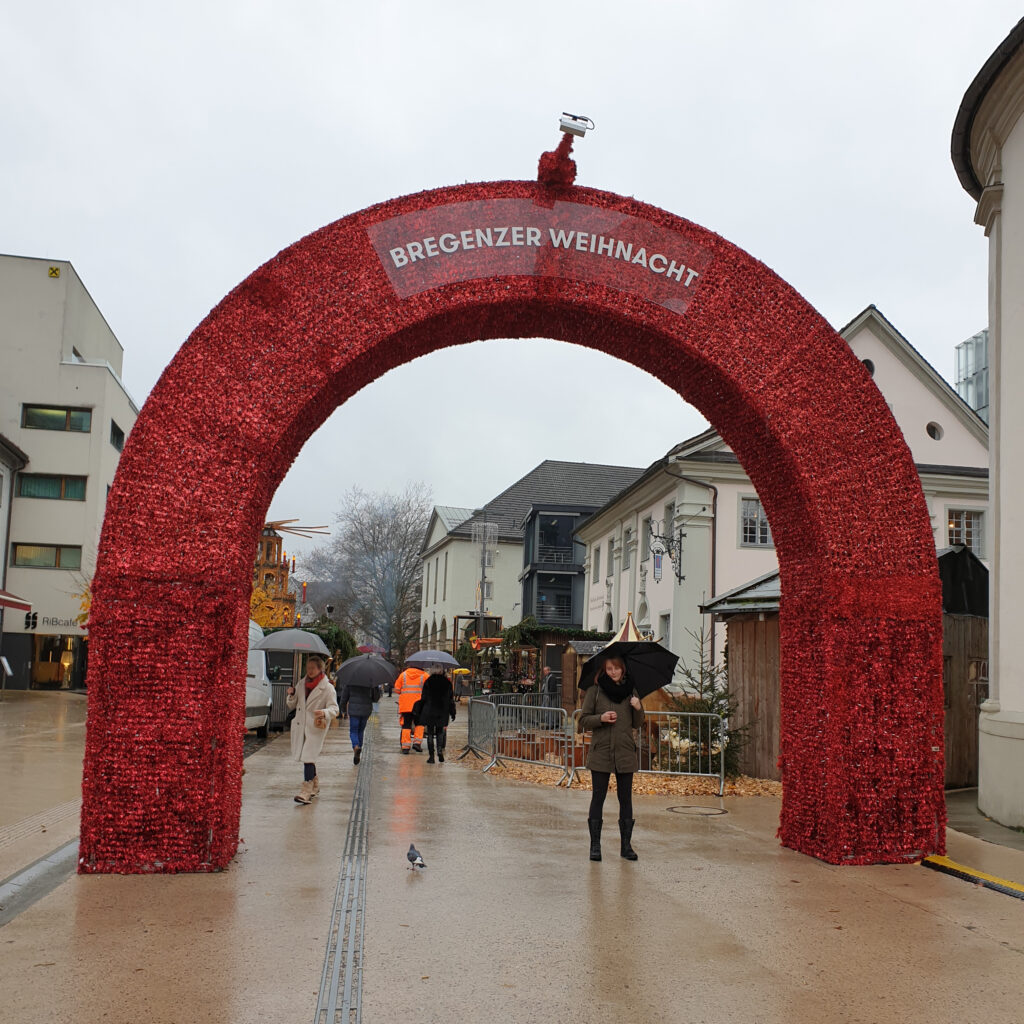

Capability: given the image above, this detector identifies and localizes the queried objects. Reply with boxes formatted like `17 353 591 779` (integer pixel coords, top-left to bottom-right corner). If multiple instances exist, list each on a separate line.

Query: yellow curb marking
924 854 1024 894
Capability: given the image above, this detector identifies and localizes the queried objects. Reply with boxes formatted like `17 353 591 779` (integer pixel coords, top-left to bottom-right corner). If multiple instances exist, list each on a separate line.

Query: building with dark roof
419 460 643 650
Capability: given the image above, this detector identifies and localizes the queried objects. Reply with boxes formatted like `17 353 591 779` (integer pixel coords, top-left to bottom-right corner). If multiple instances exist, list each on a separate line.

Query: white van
246 620 272 738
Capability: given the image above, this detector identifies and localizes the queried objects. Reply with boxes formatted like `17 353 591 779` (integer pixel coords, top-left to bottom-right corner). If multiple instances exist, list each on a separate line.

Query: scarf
305 672 324 695
597 671 633 703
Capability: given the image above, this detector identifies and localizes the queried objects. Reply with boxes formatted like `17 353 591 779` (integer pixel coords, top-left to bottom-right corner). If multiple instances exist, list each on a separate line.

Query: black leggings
589 771 634 821
425 724 447 755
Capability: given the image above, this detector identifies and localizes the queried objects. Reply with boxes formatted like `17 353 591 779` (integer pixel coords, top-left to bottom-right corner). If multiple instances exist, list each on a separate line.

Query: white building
577 305 989 677
952 18 1024 828
420 462 644 651
0 255 138 689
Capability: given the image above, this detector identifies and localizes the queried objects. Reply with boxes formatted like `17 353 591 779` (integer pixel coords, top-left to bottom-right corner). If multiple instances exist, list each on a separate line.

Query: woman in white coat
286 654 339 804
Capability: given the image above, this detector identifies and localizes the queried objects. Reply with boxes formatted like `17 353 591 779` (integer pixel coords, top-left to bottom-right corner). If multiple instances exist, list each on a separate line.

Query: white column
978 137 1024 826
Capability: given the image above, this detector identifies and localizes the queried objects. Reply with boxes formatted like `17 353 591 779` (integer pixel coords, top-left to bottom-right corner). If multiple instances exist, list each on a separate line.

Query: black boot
426 735 435 764
588 818 602 861
438 729 446 762
619 819 638 860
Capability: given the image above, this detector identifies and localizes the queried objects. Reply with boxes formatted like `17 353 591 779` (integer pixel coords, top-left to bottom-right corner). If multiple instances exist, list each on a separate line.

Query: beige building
0 255 138 688
577 306 989 680
953 17 1024 828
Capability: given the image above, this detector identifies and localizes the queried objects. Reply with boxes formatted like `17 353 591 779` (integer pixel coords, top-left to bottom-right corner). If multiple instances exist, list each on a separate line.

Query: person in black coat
416 670 457 764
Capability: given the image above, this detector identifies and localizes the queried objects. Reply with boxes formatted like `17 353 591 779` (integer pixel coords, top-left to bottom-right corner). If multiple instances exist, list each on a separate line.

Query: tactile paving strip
314 719 373 1023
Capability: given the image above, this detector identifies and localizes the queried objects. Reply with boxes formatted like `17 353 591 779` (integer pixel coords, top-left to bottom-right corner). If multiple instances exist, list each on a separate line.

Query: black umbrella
335 654 398 688
578 613 679 699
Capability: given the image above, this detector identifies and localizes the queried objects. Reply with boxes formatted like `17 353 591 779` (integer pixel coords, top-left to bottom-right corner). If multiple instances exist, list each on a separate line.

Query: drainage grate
314 725 373 1023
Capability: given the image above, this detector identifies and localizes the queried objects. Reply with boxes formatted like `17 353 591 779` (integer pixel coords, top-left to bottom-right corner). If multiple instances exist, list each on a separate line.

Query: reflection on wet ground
1 694 1024 1023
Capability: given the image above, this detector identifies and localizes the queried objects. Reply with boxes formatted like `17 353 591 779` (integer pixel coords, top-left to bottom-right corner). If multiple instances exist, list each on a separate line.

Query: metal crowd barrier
478 692 551 707
269 680 292 730
482 701 570 786
569 708 725 795
461 699 726 796
456 697 498 761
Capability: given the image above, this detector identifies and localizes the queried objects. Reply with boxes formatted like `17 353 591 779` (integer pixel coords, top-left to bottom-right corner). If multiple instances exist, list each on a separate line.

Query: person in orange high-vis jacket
394 666 427 753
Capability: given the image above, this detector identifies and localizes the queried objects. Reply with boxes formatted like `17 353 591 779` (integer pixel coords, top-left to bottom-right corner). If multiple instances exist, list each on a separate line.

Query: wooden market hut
562 639 607 712
701 546 988 785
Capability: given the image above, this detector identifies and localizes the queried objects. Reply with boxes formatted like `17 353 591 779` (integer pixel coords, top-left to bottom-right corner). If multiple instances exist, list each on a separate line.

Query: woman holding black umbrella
579 655 645 862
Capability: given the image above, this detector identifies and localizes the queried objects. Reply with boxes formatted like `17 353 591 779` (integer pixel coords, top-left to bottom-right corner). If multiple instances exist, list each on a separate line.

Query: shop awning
0 587 32 612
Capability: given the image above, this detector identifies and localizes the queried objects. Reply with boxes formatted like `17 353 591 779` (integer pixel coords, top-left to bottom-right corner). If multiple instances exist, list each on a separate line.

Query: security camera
559 112 595 137
326 604 335 615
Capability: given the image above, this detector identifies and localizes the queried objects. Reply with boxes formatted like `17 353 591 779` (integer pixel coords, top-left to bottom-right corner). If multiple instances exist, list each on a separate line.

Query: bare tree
303 484 430 660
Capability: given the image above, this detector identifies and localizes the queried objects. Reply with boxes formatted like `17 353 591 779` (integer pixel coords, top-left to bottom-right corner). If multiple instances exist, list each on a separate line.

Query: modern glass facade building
956 328 989 424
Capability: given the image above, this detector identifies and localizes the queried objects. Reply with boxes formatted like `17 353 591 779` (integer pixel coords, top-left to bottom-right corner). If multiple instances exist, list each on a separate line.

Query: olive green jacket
579 685 645 773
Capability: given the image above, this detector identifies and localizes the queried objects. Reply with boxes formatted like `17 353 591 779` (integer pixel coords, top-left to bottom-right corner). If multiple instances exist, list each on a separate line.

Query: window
741 498 773 547
425 562 431 602
110 420 125 452
12 543 82 569
443 551 448 601
606 540 614 578
948 510 984 554
659 613 671 642
433 557 439 603
623 528 632 569
484 582 493 599
18 474 86 501
485 549 494 567
641 517 652 560
664 501 675 530
592 544 601 580
22 405 91 432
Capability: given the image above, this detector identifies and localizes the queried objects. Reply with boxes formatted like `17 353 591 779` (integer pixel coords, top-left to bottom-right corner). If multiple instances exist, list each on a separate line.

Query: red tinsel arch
79 178 945 872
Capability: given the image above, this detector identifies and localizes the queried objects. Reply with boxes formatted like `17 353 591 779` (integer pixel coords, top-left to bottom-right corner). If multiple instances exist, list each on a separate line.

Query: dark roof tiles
452 460 644 541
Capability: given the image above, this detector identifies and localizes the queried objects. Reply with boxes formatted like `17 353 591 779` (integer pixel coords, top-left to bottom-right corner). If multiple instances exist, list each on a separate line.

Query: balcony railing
537 545 574 564
536 605 574 624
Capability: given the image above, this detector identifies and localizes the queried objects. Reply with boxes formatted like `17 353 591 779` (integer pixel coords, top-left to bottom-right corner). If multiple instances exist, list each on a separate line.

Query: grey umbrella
406 649 461 667
253 629 330 655
335 653 399 688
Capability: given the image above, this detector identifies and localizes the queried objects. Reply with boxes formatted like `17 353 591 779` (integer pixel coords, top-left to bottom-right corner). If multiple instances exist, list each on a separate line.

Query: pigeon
407 843 426 870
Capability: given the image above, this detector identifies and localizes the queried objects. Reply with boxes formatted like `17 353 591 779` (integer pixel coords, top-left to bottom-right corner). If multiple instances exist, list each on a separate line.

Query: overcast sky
4 3 1018 567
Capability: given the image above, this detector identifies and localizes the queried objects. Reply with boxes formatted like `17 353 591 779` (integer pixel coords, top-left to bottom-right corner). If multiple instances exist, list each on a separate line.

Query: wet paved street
1 691 1024 1023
